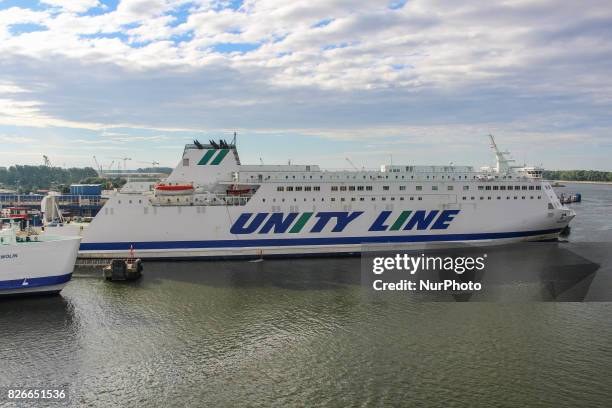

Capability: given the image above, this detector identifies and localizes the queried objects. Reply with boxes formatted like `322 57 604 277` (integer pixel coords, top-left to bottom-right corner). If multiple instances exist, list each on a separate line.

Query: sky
0 0 611 171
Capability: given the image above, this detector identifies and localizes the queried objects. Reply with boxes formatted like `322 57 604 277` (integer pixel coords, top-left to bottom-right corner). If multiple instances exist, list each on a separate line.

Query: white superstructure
77 136 575 259
0 223 81 296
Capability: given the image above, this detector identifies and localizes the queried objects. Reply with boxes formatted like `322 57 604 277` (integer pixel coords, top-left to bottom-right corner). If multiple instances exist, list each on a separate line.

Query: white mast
488 134 518 173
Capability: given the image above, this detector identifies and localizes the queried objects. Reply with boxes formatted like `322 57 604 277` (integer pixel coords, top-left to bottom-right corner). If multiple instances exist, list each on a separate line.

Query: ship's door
258 174 263 182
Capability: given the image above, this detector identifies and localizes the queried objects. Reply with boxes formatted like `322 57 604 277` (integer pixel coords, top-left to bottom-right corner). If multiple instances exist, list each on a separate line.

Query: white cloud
40 0 100 14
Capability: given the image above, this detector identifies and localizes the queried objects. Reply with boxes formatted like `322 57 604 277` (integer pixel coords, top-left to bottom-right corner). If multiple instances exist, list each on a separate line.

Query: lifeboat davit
154 183 194 195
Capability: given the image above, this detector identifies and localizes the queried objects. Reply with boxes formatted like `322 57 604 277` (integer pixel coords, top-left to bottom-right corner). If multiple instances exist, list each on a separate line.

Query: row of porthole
462 196 542 200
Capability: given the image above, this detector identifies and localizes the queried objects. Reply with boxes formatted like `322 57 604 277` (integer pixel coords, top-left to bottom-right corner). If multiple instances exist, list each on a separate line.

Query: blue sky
0 0 611 170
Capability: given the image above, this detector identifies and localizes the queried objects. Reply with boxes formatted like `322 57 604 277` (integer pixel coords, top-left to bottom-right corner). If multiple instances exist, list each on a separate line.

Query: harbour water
1 183 612 407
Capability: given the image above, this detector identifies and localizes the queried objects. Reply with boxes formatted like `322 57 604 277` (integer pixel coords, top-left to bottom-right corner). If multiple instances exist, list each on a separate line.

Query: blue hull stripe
0 273 72 291
79 228 563 251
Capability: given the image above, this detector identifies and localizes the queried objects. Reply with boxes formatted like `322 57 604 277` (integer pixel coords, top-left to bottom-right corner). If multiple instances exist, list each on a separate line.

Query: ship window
432 186 438 191
522 196 525 199
314 186 320 191
463 186 469 190
349 186 355 191
331 198 335 201
480 197 484 200
360 197 364 201
304 186 311 191
462 196 466 200
340 186 347 191
382 197 386 201
493 186 498 190
357 186 364 191
485 186 491 190
400 197 404 201
447 186 453 191
522 186 527 190
183 158 189 166
351 197 355 201
410 197 414 201
500 186 506 190
507 186 513 190
536 186 541 190
529 186 534 190
497 196 501 200
118 200 121 204
372 197 376 201
530 196 534 199
286 186 294 191
277 186 284 191
416 186 422 191
515 186 521 190
487 196 491 200
295 186 302 191
471 197 475 200
366 186 373 191
478 186 484 191
514 196 518 199
399 186 406 191
506 196 510 199
383 186 389 191
538 196 541 199
390 197 395 201
331 186 338 191
418 197 422 200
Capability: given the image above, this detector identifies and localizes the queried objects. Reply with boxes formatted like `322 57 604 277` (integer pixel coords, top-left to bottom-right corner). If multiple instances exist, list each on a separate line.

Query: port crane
111 157 132 172
43 155 52 167
134 160 160 168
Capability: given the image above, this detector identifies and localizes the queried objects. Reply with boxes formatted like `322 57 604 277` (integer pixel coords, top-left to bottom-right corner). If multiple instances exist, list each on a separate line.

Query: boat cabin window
183 158 189 166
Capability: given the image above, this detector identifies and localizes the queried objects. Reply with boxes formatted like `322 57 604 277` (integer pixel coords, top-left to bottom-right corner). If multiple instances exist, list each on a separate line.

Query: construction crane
134 160 160 168
111 157 132 172
345 157 359 170
92 155 103 175
43 155 52 167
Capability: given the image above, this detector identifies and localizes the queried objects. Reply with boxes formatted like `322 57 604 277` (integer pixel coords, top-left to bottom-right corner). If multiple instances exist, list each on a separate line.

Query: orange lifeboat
154 183 194 195
226 186 252 196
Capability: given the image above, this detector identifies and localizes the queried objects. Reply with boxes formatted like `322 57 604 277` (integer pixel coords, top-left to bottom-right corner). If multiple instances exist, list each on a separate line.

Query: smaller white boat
0 219 81 297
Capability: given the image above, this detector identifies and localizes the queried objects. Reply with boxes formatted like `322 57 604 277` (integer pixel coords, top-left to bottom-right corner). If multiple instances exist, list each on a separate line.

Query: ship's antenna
231 131 237 146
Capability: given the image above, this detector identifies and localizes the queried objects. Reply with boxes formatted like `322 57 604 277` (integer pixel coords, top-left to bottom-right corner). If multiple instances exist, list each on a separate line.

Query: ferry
0 220 81 296
74 135 575 259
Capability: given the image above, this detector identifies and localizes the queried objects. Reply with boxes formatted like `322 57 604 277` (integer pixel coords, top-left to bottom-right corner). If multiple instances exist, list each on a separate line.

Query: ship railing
150 192 254 207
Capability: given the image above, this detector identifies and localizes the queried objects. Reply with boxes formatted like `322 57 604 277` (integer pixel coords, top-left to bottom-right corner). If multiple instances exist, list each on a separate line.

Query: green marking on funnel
210 149 229 165
289 212 313 233
390 211 412 231
198 150 216 165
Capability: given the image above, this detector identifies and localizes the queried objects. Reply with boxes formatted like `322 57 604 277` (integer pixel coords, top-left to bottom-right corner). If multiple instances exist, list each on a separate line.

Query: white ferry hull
0 236 81 296
77 193 572 260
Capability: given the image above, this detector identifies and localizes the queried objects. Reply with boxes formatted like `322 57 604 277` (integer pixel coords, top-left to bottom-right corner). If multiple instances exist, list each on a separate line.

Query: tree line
0 165 102 193
543 170 612 182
